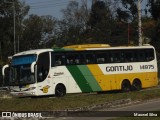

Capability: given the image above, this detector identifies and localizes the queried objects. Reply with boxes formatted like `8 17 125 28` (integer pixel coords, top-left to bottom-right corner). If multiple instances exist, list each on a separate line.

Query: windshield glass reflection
10 64 35 85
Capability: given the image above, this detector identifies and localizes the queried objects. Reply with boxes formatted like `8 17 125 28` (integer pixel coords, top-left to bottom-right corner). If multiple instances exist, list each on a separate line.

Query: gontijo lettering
106 65 133 72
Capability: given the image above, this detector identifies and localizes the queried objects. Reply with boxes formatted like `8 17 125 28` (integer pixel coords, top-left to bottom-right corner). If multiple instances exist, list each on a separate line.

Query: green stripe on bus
77 65 102 91
66 65 93 92
62 48 74 51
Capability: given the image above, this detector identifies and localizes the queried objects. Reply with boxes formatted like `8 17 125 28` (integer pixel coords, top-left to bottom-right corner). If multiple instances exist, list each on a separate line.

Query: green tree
0 0 29 60
21 15 56 51
87 1 117 45
146 0 160 53
88 1 111 27
114 0 138 21
149 0 160 20
54 1 89 46
114 0 151 45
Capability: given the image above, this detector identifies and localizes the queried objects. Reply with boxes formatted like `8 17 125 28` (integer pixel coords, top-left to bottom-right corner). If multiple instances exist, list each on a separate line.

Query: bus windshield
10 55 37 85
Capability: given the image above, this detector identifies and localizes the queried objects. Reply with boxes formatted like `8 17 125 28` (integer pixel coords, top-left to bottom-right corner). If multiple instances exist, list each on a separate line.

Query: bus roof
63 44 110 49
54 44 155 51
13 44 155 57
13 49 53 57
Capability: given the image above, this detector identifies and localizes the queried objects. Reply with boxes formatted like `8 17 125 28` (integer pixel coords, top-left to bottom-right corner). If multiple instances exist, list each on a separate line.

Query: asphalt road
51 98 160 120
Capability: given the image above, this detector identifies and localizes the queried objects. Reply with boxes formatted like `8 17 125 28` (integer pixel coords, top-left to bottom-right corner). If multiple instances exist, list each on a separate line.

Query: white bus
2 44 158 97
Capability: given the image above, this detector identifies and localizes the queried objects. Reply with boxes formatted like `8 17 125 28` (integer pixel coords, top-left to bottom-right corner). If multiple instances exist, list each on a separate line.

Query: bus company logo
40 85 50 93
54 72 64 76
2 112 11 118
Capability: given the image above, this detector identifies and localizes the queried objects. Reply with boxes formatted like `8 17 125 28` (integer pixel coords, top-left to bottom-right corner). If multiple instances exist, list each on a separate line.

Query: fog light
31 92 35 95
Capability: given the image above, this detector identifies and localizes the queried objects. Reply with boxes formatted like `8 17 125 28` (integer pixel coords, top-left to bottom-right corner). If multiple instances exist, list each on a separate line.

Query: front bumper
10 91 37 97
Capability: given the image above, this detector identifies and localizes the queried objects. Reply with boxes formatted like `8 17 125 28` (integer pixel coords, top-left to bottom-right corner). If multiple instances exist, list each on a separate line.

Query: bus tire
121 80 131 92
131 79 142 91
55 84 66 97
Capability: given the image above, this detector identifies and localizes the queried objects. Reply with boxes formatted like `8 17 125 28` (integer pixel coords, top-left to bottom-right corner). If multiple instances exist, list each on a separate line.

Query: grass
1 88 160 111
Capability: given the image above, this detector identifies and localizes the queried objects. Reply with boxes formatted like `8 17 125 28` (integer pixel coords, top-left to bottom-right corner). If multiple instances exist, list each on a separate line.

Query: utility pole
138 0 143 46
13 2 16 54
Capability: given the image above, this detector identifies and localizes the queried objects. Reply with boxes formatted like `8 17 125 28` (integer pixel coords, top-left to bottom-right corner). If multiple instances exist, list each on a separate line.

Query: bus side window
85 53 95 64
112 52 122 63
107 52 113 63
66 53 80 65
146 49 154 61
54 54 65 66
96 52 106 64
125 51 135 62
138 50 146 62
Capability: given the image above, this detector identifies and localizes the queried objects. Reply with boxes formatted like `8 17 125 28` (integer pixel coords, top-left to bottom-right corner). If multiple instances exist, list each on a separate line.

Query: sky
23 0 149 19
23 0 91 19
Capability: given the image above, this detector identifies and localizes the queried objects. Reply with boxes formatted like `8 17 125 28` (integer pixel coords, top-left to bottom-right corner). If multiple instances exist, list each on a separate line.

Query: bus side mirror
31 62 36 73
2 64 9 76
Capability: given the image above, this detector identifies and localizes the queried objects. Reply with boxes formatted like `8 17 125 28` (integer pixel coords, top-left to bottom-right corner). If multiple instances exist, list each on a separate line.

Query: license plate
18 93 23 96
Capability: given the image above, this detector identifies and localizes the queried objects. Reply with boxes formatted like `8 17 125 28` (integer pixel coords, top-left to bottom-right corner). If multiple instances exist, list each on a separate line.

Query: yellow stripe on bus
87 64 109 91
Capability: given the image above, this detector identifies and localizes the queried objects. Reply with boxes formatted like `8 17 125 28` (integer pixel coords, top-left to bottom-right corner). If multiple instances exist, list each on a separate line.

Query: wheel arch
54 83 66 95
120 79 131 92
120 79 131 89
131 78 142 91
132 78 142 85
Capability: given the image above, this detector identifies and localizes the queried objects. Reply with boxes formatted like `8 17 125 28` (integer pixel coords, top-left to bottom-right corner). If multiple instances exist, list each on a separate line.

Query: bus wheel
131 80 142 91
121 80 131 92
55 84 66 97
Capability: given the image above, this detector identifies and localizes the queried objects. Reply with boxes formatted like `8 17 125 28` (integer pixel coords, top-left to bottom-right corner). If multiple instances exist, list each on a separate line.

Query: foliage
1 0 160 61
88 1 110 27
149 0 160 20
0 0 29 60
147 0 160 52
115 0 138 21
54 1 89 46
21 15 56 50
85 1 115 44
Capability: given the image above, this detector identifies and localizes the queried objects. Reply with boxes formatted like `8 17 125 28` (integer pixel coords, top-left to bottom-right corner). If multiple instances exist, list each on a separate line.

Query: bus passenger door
37 52 50 83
